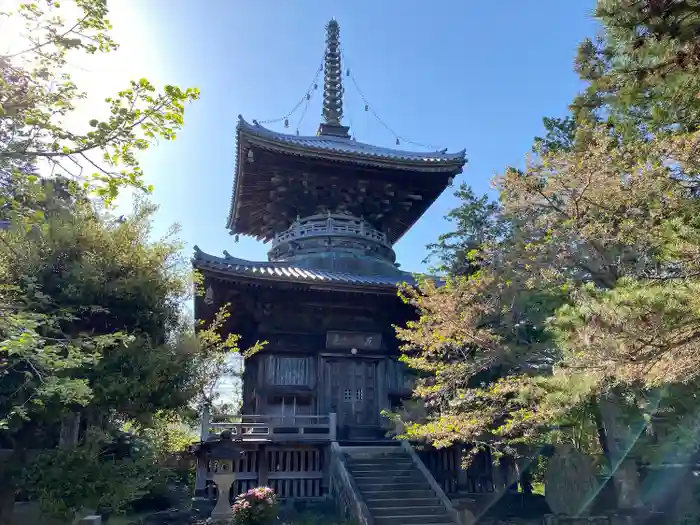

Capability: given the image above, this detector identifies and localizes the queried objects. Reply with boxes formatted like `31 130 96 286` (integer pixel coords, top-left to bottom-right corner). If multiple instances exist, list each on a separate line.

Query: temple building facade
191 20 498 525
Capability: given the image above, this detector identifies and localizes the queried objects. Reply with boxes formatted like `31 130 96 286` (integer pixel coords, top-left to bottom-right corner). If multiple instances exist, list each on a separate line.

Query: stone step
357 480 434 497
372 505 447 517
346 451 410 458
359 487 436 498
347 460 414 469
354 474 422 483
355 476 426 486
351 469 421 478
365 497 442 508
374 515 454 525
337 440 400 447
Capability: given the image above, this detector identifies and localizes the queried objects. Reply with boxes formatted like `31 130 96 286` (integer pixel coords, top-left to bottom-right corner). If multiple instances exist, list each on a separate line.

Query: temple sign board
326 331 382 351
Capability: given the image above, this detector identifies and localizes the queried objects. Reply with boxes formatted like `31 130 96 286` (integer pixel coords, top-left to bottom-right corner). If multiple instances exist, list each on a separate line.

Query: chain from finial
322 19 344 126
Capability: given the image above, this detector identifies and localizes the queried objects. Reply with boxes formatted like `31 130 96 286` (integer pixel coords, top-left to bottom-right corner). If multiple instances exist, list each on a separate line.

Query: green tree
396 2 700 511
573 0 700 136
0 1 203 521
0 0 199 221
1 192 244 522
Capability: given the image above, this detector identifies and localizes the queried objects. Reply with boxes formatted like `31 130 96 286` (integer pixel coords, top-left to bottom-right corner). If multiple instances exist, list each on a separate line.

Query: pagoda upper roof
236 116 467 169
227 117 468 243
192 246 440 293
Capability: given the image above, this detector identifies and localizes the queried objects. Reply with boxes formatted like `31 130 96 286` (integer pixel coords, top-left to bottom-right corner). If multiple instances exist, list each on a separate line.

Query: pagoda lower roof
236 116 466 169
192 246 435 291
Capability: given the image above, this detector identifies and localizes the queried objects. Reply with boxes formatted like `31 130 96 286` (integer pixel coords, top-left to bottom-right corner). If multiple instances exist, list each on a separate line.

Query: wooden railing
329 441 374 525
272 213 389 248
202 413 337 443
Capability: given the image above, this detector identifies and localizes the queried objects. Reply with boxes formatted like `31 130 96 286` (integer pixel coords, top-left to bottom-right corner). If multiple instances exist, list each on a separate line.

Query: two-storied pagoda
192 19 470 505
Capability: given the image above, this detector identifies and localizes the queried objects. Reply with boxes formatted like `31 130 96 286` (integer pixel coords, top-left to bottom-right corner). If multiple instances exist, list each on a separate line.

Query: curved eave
226 115 468 233
237 116 467 169
192 246 439 295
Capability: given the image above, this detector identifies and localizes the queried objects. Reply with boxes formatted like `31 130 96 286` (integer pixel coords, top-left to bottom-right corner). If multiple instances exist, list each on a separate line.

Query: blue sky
126 0 599 273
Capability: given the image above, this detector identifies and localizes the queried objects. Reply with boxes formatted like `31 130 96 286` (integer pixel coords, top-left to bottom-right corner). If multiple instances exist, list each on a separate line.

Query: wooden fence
418 445 494 496
206 444 328 501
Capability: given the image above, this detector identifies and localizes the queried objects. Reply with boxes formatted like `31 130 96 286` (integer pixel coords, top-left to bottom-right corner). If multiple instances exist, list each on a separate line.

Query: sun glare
1 0 169 185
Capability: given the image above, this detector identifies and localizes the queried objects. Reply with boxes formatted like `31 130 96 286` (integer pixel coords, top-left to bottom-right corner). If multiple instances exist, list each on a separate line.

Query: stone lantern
211 457 236 520
206 429 246 520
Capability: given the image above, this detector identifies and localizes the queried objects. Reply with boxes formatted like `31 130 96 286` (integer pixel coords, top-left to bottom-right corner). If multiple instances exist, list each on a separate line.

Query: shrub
232 487 279 525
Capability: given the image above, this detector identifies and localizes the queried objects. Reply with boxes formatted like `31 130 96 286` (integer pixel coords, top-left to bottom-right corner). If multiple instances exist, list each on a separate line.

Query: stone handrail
272 213 388 248
330 441 374 525
401 440 461 525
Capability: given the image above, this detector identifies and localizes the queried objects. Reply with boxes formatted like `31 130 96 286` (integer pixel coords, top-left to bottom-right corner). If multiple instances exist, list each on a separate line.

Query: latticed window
356 389 363 401
344 389 352 401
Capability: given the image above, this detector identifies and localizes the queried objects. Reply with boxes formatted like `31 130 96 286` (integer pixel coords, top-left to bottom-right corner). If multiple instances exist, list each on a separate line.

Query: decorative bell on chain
306 93 311 100
346 68 350 76
364 103 369 111
395 138 400 145
284 118 289 128
314 83 318 90
296 129 300 136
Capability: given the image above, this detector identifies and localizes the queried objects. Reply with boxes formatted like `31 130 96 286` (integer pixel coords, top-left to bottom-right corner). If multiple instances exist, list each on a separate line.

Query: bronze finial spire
318 19 350 138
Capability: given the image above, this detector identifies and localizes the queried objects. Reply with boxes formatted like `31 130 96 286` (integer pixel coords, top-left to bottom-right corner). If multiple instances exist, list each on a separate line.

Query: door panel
326 359 378 429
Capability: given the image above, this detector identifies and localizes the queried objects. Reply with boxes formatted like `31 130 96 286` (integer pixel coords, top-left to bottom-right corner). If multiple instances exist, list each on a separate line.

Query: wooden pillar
258 445 269 487
457 446 469 492
322 444 332 495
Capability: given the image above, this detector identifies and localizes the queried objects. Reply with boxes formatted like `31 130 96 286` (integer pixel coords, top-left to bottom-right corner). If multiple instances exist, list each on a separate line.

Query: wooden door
326 359 378 428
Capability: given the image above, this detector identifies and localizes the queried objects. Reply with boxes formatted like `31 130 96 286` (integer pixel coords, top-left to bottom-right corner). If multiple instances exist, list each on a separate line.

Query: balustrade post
200 404 211 441
195 404 212 495
329 412 337 442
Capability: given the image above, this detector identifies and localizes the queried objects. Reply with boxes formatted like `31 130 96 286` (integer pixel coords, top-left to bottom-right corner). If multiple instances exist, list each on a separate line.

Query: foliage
0 2 205 520
573 0 700 135
423 184 506 276
394 1 700 472
20 430 154 520
0 192 245 519
532 116 578 155
0 0 200 220
231 487 279 525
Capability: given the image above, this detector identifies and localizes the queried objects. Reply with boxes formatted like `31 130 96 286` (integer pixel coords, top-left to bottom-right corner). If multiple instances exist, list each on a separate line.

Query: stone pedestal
76 516 101 525
544 444 598 516
597 397 644 510
452 499 477 525
211 460 236 520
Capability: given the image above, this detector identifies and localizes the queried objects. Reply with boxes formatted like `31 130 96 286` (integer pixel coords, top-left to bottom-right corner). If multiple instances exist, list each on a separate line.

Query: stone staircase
344 446 458 525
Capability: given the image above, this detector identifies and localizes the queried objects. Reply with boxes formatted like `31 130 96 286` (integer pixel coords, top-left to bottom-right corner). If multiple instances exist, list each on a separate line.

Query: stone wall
10 503 62 525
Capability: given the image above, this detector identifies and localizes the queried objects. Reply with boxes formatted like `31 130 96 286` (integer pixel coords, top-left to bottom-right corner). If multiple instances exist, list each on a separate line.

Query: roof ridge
237 116 467 160
192 247 437 287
